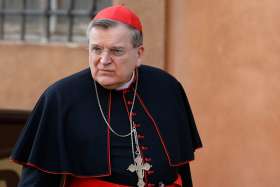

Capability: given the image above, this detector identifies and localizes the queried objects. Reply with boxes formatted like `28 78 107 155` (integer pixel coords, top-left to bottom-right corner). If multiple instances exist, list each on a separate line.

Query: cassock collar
115 72 135 91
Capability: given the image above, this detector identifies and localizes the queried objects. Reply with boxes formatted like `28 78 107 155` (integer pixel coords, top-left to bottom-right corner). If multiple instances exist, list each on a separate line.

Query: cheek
89 55 98 76
117 62 136 77
89 54 99 67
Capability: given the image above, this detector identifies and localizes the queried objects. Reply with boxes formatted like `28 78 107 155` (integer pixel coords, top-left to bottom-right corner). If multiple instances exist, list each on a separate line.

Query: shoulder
139 65 175 79
42 68 92 99
139 65 182 89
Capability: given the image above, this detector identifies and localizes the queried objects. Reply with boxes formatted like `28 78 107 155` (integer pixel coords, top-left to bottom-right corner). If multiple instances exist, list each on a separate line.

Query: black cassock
11 65 202 187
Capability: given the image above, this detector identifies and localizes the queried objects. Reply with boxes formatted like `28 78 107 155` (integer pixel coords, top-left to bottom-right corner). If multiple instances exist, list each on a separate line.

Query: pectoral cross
128 155 152 187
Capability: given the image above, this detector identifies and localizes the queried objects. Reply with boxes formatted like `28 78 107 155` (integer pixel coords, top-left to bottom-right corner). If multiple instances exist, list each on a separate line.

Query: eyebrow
90 44 100 48
110 46 125 50
90 44 125 50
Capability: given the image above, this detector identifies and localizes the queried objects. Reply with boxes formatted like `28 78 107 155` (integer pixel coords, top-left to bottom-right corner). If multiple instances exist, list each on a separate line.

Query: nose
100 51 112 65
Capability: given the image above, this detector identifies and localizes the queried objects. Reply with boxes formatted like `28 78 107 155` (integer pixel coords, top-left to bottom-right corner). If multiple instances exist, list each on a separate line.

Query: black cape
11 65 202 184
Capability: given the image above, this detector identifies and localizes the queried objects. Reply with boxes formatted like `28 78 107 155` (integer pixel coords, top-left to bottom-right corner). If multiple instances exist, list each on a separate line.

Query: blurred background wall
0 0 280 187
165 0 280 186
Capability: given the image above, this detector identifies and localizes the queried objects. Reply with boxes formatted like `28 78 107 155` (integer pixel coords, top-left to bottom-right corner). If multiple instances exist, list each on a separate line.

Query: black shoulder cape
11 65 202 177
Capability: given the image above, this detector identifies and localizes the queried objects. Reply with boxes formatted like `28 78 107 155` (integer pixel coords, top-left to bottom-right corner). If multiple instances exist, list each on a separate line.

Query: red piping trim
8 92 115 178
135 93 172 165
139 145 148 184
107 91 112 175
136 93 197 167
144 159 149 184
122 92 130 116
9 158 111 177
62 175 67 187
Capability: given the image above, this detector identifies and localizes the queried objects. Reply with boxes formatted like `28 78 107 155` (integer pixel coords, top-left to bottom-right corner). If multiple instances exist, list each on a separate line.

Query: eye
91 46 103 55
111 48 125 56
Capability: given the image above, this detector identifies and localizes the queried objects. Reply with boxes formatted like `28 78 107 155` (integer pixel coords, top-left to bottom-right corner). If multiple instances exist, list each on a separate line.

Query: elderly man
11 5 202 187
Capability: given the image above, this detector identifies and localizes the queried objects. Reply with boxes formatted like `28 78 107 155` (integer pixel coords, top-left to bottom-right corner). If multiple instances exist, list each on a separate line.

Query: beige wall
1 0 280 186
0 42 88 109
166 0 280 186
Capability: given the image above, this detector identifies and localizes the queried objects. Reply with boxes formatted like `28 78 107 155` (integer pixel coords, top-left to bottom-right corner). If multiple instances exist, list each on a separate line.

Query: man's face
88 24 144 89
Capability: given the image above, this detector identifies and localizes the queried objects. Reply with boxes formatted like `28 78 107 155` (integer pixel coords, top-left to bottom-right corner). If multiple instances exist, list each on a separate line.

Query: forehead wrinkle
89 25 133 48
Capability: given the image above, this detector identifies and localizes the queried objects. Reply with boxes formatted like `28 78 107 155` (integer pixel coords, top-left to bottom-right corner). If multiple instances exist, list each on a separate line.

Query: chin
97 80 119 90
100 84 119 90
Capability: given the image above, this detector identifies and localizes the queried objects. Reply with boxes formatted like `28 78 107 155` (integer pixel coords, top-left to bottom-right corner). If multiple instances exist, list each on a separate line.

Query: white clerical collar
115 72 135 90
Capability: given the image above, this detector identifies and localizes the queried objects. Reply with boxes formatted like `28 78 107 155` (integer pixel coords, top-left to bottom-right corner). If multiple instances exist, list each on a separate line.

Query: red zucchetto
93 5 142 32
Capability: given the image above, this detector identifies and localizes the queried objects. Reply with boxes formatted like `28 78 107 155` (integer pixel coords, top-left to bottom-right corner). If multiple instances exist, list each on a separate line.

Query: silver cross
127 155 152 187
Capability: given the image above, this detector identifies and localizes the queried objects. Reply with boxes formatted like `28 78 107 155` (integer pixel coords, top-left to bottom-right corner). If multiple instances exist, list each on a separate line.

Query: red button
141 146 148 151
137 134 144 139
147 170 155 175
145 157 152 162
134 123 141 128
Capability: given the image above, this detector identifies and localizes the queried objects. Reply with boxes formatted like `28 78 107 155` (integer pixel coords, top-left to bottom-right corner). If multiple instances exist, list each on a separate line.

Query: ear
136 45 144 67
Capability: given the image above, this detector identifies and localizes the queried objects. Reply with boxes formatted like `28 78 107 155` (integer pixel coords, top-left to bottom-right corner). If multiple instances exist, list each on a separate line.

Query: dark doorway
0 109 30 187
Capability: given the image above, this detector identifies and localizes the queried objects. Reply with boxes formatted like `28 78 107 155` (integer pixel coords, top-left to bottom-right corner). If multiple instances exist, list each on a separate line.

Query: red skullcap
93 5 142 32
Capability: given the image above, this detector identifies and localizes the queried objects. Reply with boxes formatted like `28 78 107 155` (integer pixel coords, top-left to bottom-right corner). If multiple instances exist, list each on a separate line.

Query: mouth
99 69 114 72
98 69 114 75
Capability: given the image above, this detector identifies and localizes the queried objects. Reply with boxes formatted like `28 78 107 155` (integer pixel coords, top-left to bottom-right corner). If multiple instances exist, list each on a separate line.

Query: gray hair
86 19 143 48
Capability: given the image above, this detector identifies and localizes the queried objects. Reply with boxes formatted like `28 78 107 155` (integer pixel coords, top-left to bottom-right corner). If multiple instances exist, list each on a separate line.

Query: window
0 0 112 43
